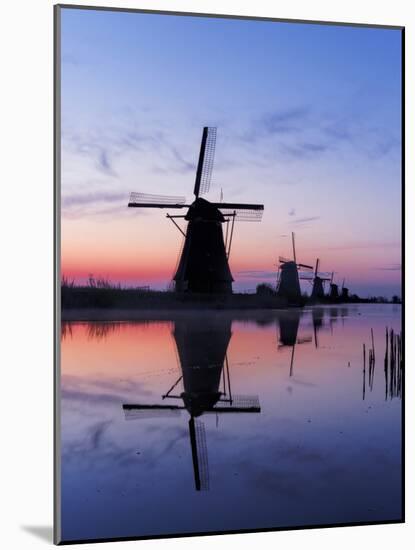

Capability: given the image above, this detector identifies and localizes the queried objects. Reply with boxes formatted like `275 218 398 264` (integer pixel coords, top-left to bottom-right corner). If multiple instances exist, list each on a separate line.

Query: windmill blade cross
194 127 217 198
128 192 187 208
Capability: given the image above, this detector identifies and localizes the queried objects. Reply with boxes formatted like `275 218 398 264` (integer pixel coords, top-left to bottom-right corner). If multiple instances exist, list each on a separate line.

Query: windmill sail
189 417 209 491
128 192 187 208
218 206 264 222
206 394 261 413
194 127 217 198
123 406 182 420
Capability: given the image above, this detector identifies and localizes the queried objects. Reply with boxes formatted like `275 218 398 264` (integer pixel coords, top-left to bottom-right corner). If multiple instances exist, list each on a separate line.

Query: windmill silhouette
122 317 261 491
310 258 332 301
276 232 313 303
329 272 339 301
341 278 349 301
128 127 264 294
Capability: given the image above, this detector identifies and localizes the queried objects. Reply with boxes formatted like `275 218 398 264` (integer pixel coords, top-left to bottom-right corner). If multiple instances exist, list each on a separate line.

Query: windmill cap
181 391 221 416
186 198 225 222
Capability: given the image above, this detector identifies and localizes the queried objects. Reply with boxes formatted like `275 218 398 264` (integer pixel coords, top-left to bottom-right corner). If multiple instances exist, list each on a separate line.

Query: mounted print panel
54 4 404 545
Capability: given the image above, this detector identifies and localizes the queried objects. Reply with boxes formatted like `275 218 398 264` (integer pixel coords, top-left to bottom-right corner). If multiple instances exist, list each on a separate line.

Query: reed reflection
123 316 261 492
362 326 403 401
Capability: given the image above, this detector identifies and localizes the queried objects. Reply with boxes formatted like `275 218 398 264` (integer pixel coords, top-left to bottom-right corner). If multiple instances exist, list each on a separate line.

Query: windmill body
173 316 232 416
173 198 233 293
311 258 334 302
340 278 349 301
329 283 339 300
128 127 264 295
311 276 325 300
278 310 301 347
276 233 312 304
277 261 302 303
310 259 331 301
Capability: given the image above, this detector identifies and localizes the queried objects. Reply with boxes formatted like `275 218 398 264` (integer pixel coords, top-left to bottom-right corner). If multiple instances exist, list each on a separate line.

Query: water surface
60 304 402 542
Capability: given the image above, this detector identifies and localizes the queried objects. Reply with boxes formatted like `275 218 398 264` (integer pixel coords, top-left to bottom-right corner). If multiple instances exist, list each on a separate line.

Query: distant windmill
122 318 261 491
310 258 332 301
128 127 264 294
341 278 349 301
276 232 313 303
329 272 339 301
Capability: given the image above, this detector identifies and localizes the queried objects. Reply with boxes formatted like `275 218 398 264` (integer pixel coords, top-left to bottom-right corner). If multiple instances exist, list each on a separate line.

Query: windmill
122 317 261 491
310 258 332 301
276 232 313 304
128 127 264 294
329 272 339 301
341 278 349 301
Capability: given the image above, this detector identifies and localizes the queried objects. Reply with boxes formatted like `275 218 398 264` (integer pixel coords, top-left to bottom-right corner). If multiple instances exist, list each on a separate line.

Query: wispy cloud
240 104 400 167
237 269 276 280
169 145 196 173
372 263 401 271
323 119 354 143
62 191 126 208
97 149 116 176
326 241 400 251
63 121 197 183
262 107 309 135
289 216 320 224
281 141 328 159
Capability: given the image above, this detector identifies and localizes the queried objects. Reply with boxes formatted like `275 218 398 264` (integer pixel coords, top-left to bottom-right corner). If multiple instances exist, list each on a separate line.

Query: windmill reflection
277 311 312 376
123 316 261 491
329 307 339 333
312 307 325 348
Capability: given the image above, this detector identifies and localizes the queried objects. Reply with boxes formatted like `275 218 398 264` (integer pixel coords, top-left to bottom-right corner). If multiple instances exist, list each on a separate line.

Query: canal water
60 304 402 542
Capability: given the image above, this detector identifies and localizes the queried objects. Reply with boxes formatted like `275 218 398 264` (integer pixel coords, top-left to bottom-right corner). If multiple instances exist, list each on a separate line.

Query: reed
384 327 403 400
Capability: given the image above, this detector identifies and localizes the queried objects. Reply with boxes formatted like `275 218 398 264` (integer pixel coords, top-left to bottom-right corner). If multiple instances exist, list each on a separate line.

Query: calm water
60 304 402 542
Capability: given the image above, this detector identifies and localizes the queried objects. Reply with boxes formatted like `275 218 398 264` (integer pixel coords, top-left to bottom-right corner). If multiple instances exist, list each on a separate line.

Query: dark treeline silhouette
61 274 401 312
61 278 286 311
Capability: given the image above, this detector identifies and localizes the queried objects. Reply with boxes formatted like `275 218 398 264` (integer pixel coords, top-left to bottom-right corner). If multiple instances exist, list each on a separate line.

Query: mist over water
60 304 402 542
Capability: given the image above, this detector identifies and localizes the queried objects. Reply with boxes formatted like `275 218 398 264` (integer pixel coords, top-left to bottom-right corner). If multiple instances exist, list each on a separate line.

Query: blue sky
60 7 402 297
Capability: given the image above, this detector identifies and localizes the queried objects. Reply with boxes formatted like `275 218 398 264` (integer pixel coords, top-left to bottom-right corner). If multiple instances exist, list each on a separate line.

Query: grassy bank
61 284 288 312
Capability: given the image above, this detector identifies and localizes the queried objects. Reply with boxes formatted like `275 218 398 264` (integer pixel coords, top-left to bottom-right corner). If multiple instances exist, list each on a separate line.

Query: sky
60 7 402 298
